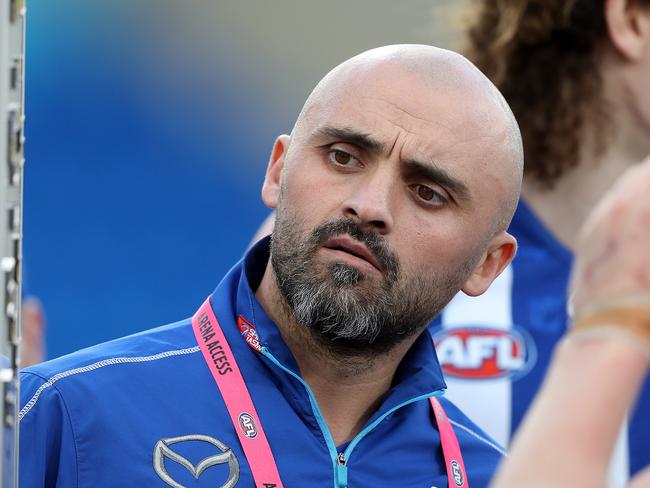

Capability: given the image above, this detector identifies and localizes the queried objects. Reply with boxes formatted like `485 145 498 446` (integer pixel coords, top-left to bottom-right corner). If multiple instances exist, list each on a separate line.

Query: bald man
20 45 522 488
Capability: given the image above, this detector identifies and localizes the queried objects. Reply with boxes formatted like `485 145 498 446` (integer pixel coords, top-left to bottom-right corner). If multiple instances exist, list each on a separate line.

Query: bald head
291 44 523 233
262 45 523 347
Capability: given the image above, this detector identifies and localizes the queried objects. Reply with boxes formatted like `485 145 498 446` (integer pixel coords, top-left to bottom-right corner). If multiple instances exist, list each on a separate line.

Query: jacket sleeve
19 371 78 487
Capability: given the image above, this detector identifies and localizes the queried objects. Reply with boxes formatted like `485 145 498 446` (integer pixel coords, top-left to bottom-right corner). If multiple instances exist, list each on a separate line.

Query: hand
492 156 650 487
570 154 650 323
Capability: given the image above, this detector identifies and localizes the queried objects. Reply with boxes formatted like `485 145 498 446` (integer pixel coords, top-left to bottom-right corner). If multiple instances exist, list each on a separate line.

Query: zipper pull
335 452 348 488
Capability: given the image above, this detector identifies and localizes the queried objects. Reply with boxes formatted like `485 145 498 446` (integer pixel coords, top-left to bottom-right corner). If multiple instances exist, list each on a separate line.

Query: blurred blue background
23 0 457 359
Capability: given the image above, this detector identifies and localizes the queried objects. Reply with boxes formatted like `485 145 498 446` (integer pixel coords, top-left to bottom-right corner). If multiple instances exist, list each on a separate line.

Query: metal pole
1 0 25 485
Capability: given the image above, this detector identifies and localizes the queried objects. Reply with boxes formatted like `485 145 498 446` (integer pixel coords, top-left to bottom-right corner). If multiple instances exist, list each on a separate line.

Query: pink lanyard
431 396 469 488
192 297 469 488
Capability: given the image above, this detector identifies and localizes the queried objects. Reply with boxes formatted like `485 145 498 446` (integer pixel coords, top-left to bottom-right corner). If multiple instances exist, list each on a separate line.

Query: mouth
321 235 382 273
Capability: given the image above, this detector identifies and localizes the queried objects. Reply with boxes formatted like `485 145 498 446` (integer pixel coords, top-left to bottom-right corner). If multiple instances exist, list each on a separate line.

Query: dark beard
270 207 470 356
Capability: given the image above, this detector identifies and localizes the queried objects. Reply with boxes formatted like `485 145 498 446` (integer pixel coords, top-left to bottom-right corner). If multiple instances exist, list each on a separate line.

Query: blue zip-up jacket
20 239 504 487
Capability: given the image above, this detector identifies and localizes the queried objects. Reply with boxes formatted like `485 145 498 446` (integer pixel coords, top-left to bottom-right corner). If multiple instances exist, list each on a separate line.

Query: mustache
310 219 400 278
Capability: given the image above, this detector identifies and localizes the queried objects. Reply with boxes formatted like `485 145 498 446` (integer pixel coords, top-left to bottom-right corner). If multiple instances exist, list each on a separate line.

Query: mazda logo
153 434 239 488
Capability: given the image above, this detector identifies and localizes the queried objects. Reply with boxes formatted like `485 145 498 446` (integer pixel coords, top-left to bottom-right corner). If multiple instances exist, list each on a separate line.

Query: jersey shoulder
20 318 198 415
18 320 212 487
25 318 194 375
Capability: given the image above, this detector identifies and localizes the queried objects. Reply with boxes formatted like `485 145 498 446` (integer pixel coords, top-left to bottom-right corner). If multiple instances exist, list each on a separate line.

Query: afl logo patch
238 413 258 439
450 460 464 486
432 326 537 380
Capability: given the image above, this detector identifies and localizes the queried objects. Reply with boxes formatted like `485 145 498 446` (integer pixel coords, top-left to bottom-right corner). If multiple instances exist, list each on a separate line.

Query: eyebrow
313 125 471 202
313 126 388 155
403 159 471 202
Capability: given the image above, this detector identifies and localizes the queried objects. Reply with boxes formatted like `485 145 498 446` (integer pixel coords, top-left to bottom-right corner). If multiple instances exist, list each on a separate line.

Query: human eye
328 148 361 168
410 184 447 206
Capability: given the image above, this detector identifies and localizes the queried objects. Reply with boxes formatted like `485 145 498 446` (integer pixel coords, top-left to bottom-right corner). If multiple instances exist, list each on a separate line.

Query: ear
461 231 517 297
604 0 650 60
261 134 291 209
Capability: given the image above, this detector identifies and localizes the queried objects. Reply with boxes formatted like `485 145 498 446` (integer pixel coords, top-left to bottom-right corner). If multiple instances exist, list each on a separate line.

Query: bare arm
492 156 650 487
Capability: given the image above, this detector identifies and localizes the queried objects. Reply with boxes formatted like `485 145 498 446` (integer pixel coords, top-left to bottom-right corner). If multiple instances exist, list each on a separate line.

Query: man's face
266 62 514 354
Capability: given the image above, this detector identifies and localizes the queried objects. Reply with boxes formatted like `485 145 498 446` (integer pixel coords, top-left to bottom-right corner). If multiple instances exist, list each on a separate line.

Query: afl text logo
238 412 258 438
450 460 464 487
432 326 537 380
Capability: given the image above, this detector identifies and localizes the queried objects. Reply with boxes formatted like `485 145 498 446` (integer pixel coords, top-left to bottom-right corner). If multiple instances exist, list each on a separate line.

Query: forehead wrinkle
360 93 506 154
365 95 439 127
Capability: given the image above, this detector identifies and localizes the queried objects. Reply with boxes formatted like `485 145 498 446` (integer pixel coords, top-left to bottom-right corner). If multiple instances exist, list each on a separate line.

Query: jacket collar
215 237 447 418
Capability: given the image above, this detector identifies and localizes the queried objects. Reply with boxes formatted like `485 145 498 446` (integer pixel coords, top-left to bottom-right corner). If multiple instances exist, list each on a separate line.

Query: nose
341 168 395 234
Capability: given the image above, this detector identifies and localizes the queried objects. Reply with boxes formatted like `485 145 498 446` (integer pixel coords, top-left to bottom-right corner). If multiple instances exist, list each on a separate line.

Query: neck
522 85 648 251
255 259 418 445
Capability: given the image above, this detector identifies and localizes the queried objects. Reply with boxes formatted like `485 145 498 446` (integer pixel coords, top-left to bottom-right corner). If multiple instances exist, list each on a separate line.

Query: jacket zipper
262 346 445 488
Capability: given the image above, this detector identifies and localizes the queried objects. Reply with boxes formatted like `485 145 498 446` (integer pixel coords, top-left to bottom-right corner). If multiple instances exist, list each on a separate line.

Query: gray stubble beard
270 203 474 357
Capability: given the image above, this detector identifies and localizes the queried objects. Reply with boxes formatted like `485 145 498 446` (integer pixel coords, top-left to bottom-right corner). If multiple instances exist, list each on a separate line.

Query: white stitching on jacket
19 346 200 421
449 419 508 456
